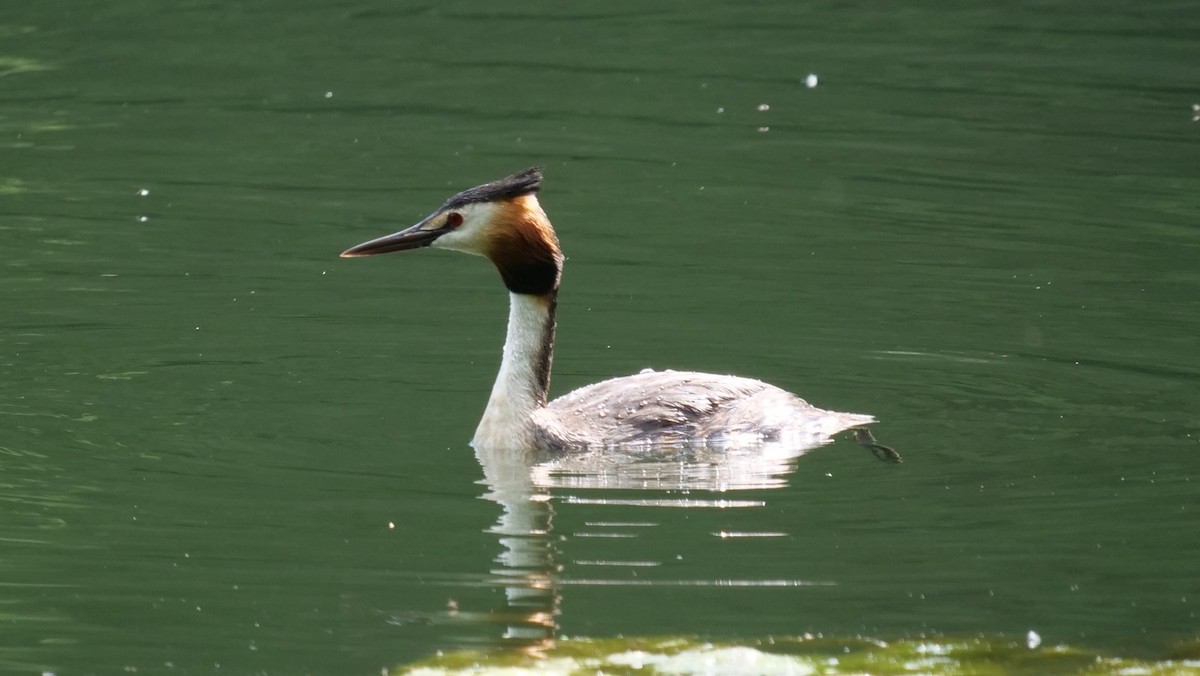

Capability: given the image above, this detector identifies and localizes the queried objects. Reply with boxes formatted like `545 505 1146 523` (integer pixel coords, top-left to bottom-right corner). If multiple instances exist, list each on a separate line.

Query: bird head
341 167 563 295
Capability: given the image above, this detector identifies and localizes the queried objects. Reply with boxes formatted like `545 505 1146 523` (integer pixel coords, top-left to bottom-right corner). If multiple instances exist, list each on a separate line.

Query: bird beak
340 215 448 258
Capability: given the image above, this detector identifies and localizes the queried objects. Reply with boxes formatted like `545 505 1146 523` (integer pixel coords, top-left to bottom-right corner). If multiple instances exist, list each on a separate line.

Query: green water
3 1 1198 673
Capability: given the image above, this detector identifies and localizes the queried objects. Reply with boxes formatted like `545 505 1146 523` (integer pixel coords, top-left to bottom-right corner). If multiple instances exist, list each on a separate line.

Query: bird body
536 369 873 451
342 168 875 453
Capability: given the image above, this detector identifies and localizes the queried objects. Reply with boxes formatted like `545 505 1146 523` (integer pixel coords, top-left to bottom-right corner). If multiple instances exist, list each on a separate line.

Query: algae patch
398 635 1200 676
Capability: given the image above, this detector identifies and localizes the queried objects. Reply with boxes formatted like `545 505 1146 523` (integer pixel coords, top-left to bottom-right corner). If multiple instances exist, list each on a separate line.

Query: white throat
473 292 556 450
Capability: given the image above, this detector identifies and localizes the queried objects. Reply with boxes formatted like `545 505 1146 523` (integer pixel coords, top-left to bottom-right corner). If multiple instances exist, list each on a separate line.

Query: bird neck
488 195 563 296
474 291 558 449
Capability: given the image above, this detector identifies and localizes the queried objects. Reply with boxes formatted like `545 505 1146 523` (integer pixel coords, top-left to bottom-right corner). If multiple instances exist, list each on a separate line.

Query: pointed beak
340 215 448 258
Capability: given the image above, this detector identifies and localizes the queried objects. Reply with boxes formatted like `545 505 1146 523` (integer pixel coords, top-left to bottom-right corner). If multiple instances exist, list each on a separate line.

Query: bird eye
445 212 464 228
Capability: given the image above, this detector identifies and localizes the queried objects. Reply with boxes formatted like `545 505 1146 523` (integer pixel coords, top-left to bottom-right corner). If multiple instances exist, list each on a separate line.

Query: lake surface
3 1 1198 673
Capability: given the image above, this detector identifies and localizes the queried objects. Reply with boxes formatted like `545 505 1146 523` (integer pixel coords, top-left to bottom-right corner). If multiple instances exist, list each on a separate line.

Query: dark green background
3 1 1197 672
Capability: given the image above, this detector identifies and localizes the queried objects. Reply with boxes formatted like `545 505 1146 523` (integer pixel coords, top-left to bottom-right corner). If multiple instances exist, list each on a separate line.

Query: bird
340 167 883 454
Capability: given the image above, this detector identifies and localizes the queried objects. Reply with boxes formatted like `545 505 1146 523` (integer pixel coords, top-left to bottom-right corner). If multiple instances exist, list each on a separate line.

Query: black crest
443 167 543 209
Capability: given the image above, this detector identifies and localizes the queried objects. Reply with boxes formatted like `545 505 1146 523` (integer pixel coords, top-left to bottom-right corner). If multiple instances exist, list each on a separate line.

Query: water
3 1 1198 673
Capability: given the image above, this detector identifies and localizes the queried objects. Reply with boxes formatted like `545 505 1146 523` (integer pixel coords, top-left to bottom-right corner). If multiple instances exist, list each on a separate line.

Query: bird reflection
476 447 561 656
471 434 898 654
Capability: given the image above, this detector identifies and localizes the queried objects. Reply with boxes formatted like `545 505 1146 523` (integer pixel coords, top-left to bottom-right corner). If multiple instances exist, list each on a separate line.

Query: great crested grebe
341 168 883 454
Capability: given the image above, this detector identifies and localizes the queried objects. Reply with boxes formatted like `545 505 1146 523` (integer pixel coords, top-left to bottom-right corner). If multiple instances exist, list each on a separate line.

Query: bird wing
544 369 789 445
